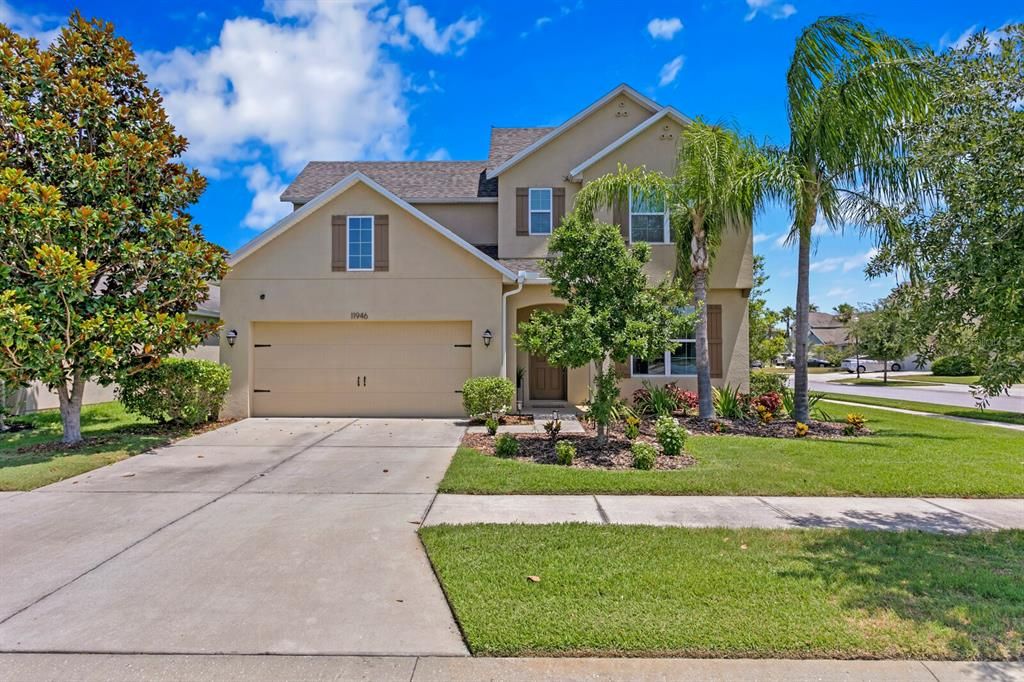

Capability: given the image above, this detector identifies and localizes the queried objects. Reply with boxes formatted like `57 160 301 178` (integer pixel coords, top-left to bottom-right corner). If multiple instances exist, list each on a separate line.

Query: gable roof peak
485 83 662 179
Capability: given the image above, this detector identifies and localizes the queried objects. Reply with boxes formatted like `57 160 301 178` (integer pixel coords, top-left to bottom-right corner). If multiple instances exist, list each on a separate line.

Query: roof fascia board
567 107 691 181
229 172 516 281
486 84 661 180
409 197 498 204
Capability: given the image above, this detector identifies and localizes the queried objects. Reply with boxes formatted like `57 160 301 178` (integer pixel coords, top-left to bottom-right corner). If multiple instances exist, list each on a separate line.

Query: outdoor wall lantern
481 329 493 347
226 329 238 347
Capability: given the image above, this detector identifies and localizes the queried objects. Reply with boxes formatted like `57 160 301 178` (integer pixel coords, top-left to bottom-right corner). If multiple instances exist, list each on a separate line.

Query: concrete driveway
0 418 468 656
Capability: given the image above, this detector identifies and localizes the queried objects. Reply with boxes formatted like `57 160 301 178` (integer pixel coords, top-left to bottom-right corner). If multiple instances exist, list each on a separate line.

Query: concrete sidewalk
0 654 1019 681
424 494 1024 533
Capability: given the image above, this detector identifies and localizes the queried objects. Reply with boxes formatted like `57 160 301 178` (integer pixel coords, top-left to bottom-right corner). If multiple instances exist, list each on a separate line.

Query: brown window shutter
331 215 347 271
552 187 566 230
373 215 389 272
708 304 723 379
516 187 529 235
612 197 628 242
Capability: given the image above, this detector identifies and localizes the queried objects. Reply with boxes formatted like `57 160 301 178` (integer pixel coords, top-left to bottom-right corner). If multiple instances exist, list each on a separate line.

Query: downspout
500 271 527 378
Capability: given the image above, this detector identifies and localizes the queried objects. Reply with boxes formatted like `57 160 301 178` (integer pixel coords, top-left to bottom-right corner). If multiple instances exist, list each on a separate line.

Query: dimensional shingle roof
280 161 494 203
808 312 850 346
486 127 555 171
279 127 557 204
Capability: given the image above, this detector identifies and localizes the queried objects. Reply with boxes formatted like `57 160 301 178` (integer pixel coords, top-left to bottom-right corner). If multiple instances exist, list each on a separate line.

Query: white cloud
535 16 552 28
810 248 878 274
647 17 683 40
401 3 482 55
0 0 62 45
425 147 450 160
753 232 775 245
241 164 291 230
144 1 482 230
825 286 856 298
744 0 796 21
658 55 685 86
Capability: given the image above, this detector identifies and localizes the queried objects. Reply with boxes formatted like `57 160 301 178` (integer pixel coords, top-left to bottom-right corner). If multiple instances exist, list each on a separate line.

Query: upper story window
631 306 696 377
629 188 669 243
529 188 552 235
347 216 374 271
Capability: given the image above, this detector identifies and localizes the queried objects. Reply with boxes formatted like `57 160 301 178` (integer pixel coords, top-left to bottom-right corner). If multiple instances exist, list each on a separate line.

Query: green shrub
554 440 576 466
654 415 686 456
713 384 745 419
780 387 828 420
623 415 641 440
543 419 561 441
632 380 679 417
117 358 230 425
631 441 657 470
749 370 786 396
484 417 499 435
462 376 515 419
931 356 975 377
494 433 519 459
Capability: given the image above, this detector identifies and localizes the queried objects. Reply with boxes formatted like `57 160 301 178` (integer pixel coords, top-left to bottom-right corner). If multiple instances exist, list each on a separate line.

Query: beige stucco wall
412 201 498 247
220 181 505 419
578 117 753 290
497 94 657 259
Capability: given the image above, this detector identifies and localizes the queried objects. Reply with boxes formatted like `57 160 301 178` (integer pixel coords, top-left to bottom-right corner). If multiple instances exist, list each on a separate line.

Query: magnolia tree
0 15 228 443
515 214 682 441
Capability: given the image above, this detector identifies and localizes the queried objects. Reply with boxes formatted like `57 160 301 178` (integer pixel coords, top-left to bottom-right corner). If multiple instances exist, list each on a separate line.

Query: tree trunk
793 230 812 423
693 271 714 419
883 361 888 384
58 371 86 445
691 217 714 419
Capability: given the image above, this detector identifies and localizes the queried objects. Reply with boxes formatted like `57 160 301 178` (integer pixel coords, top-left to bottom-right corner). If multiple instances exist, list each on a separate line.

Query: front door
529 353 567 401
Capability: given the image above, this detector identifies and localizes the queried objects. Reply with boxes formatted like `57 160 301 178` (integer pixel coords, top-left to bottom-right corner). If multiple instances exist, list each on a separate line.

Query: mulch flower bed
12 418 234 455
462 412 869 472
676 414 867 440
468 413 534 426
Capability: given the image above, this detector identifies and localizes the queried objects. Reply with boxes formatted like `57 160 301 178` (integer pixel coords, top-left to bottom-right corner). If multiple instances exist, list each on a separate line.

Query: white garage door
252 321 472 417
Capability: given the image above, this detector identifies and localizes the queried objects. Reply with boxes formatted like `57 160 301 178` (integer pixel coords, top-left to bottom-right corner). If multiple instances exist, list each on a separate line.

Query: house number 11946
350 312 369 320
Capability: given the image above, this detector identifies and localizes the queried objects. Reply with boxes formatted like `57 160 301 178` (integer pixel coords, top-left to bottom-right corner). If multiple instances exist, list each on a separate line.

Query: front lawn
421 524 1023 659
915 374 983 385
439 404 1024 497
0 402 212 491
819 393 1024 426
830 377 931 387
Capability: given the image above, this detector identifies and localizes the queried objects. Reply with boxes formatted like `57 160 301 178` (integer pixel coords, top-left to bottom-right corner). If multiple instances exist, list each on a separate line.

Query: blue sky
2 0 1017 312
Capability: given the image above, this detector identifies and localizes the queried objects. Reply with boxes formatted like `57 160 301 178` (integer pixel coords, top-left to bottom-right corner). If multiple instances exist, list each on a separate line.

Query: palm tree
780 16 931 422
574 120 769 418
779 305 795 351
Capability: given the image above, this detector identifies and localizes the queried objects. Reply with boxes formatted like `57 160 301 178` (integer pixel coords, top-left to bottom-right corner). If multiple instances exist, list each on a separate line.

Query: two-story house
219 84 752 419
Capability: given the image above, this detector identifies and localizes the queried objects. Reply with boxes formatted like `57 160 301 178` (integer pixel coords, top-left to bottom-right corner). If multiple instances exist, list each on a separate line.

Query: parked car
841 358 903 373
784 354 830 368
750 359 764 369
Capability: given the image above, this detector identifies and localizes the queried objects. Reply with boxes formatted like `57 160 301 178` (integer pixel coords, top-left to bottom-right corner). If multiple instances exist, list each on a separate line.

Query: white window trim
528 187 553 235
346 215 374 272
630 339 697 378
627 187 670 244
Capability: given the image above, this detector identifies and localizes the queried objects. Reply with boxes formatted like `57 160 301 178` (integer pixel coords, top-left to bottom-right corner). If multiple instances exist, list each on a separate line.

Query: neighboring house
219 84 753 419
5 286 221 415
807 312 851 352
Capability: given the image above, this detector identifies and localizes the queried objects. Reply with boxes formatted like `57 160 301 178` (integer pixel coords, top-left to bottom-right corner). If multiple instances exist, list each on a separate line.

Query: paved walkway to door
0 418 468 656
424 494 1024 533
